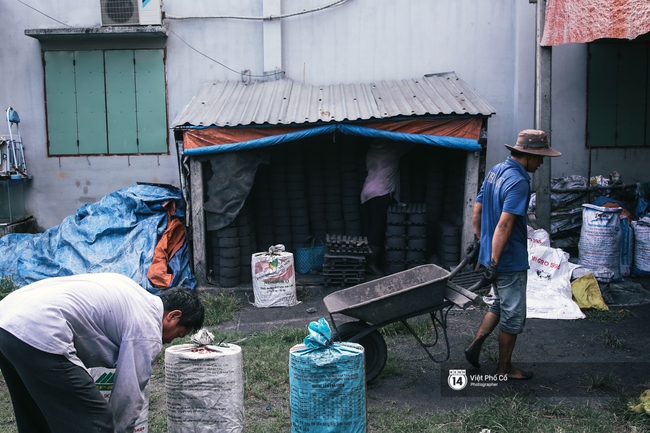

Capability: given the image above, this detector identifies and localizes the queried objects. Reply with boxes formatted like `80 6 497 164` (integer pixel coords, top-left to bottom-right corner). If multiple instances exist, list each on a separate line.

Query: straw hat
504 129 561 157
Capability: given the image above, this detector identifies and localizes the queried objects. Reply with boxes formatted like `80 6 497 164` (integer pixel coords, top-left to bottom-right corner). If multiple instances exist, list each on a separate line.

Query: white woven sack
632 218 650 272
578 204 622 281
165 344 244 433
527 242 584 320
251 245 299 307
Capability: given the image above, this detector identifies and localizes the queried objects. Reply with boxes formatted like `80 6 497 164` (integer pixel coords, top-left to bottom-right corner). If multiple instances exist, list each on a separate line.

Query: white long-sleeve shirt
0 273 163 433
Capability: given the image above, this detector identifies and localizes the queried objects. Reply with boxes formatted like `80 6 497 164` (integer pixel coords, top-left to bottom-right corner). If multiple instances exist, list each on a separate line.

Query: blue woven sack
295 237 325 274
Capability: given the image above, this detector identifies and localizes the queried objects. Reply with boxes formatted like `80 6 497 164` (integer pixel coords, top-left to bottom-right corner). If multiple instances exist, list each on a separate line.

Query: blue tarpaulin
182 123 481 156
0 184 196 293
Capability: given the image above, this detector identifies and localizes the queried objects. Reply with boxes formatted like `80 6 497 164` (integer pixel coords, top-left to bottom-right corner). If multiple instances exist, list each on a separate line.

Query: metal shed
172 72 496 286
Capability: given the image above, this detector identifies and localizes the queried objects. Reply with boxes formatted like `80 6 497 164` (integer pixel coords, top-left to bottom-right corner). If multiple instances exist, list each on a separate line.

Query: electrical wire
14 0 348 78
167 29 276 79
13 0 273 79
165 0 348 21
165 0 351 76
15 0 73 27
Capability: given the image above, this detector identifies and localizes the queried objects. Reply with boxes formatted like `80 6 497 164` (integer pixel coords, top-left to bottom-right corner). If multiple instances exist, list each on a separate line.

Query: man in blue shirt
464 129 561 380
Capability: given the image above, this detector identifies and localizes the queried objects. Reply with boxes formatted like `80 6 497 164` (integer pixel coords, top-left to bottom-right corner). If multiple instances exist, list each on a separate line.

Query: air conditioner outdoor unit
100 0 162 26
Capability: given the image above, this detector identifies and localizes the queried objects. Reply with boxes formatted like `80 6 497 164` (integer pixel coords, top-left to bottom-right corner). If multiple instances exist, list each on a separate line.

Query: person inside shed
361 139 414 276
0 272 205 433
464 129 561 380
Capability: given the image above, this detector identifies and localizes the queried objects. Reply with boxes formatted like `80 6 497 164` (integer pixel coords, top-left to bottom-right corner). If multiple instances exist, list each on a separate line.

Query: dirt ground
366 297 650 412
197 275 650 415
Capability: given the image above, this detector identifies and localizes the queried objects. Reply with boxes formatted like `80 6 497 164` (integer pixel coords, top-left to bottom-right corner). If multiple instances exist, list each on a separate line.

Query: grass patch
608 394 650 427
242 327 304 401
240 328 303 432
594 329 625 351
584 308 634 324
378 349 426 389
577 372 619 393
380 316 435 338
380 350 411 379
147 355 168 433
0 276 18 301
366 394 650 432
0 386 16 433
200 291 242 326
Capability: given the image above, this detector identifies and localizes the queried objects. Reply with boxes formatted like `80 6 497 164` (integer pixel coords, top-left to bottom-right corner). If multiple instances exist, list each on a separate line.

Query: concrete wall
551 43 650 184
1 0 644 230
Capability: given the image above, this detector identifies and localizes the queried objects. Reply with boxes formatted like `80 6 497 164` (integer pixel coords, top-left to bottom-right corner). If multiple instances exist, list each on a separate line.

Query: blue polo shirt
476 157 530 272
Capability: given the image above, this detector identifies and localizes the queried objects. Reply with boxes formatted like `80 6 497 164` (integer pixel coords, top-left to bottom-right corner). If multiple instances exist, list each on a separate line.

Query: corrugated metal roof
172 71 496 128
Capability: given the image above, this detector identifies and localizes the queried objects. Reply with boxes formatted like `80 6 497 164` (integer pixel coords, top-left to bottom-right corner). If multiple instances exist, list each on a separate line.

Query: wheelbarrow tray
323 264 450 325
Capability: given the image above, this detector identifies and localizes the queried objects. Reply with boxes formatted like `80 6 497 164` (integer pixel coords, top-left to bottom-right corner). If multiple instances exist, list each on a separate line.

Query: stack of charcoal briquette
322 234 371 287
209 201 256 288
384 203 427 274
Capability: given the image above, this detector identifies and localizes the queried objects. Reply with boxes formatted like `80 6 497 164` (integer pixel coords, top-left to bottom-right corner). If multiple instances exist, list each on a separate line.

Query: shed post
189 157 207 285
533 0 552 232
462 150 481 255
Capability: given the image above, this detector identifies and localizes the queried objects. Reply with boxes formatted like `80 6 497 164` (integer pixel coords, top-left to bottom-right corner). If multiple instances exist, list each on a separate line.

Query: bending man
0 272 205 432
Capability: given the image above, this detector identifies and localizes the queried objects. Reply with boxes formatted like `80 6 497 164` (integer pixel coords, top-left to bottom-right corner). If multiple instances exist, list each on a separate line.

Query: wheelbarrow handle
447 254 471 281
467 278 490 293
446 279 488 309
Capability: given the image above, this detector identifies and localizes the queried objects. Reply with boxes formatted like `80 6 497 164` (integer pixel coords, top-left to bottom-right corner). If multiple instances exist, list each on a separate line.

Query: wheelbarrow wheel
332 321 387 382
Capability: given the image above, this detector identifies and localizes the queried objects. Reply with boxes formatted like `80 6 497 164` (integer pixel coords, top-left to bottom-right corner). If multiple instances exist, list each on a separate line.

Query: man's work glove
465 236 480 266
481 260 498 286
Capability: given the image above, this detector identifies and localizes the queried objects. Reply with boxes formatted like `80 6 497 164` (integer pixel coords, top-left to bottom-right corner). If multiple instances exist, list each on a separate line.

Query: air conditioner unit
100 0 162 26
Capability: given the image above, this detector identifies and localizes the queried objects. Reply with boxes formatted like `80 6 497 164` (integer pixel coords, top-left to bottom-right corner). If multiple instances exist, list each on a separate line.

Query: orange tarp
362 118 482 139
148 201 187 289
542 0 650 46
184 126 306 149
183 117 482 149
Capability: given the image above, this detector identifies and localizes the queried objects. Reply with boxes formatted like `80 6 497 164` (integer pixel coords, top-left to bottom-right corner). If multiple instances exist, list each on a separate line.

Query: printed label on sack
251 252 298 307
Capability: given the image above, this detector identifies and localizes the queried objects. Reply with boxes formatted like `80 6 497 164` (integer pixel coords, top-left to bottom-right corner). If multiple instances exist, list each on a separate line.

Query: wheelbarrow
324 256 488 381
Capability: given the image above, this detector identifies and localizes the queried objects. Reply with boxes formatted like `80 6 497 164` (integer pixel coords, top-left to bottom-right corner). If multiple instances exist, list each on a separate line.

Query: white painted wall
1 0 645 230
